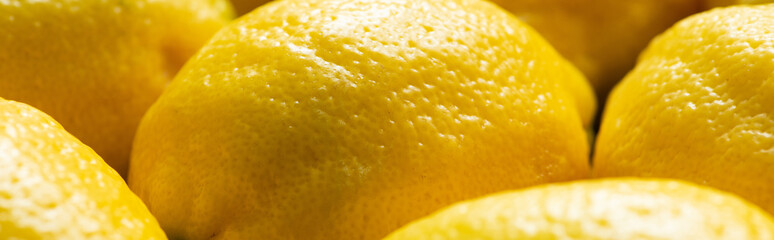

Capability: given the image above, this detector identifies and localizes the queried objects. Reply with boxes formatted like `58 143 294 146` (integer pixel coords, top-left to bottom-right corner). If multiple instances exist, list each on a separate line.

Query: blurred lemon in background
385 178 774 239
488 0 774 99
129 0 595 239
0 0 233 177
0 98 165 239
595 4 774 214
489 0 699 98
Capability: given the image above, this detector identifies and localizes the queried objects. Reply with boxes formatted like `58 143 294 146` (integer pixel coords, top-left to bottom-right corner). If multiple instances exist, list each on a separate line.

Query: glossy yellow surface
0 98 165 239
385 178 774 240
129 0 595 239
595 5 774 213
230 0 272 15
0 0 233 176
488 0 700 96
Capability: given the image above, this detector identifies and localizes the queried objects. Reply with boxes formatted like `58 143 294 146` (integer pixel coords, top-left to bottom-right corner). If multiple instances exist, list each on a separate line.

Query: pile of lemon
1 0 773 239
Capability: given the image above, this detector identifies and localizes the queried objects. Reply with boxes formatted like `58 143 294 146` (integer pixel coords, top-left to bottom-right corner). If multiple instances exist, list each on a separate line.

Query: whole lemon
0 98 165 239
488 0 700 96
384 178 774 239
594 5 774 213
0 0 233 176
129 0 596 239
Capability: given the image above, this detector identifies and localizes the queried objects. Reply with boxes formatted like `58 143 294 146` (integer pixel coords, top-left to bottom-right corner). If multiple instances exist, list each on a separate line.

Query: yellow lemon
0 98 165 239
129 0 596 239
488 0 700 96
0 0 233 176
384 178 774 239
594 5 774 213
230 0 273 15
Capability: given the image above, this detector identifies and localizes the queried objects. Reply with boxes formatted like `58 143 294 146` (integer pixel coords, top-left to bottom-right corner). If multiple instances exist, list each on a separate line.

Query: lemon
0 0 233 176
129 0 596 239
230 0 272 15
594 5 774 213
488 0 700 96
384 178 774 239
0 98 165 239
487 0 774 96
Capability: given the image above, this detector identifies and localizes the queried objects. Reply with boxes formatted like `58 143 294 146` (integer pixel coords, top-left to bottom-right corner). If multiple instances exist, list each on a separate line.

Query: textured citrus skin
488 0 700 96
0 0 233 176
384 178 774 239
230 0 272 15
594 5 774 214
129 0 595 239
0 98 165 239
